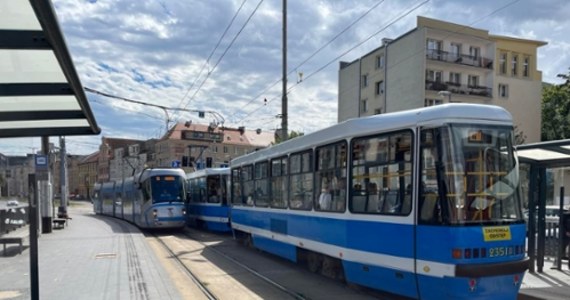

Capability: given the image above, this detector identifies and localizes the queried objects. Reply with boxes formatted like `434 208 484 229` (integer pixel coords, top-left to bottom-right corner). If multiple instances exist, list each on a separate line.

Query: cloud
2 0 568 156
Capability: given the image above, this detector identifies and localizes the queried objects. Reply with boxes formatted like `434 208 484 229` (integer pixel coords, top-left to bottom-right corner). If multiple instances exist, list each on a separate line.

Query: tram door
415 128 444 298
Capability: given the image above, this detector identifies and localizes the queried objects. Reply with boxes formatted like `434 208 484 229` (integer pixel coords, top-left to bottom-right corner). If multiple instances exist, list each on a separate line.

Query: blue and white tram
185 168 231 232
229 104 528 299
92 168 187 229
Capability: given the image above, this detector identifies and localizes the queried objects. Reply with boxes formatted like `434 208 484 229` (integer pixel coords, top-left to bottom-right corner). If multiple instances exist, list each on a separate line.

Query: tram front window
150 175 185 203
420 125 523 225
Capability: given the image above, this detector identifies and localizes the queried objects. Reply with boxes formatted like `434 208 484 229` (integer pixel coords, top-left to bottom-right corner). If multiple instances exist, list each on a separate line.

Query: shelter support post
527 165 538 273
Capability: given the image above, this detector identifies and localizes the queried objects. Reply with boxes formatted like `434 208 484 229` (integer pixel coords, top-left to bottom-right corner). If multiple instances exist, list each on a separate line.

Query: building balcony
425 80 492 98
426 49 493 70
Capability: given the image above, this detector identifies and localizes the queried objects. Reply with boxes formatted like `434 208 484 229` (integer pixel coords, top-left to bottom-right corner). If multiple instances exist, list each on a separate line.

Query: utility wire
235 0 429 124
175 0 248 110
179 0 265 112
226 0 386 122
237 0 519 125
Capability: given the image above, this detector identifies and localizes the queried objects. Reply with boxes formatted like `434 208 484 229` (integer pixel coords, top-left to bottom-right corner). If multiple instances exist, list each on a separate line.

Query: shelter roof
517 139 570 168
0 0 100 138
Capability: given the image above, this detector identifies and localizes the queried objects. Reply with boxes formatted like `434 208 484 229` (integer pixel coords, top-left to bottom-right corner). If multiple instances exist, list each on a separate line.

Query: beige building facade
338 16 546 143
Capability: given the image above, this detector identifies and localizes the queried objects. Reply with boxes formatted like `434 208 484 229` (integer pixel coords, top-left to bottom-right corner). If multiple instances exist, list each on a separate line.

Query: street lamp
438 90 451 103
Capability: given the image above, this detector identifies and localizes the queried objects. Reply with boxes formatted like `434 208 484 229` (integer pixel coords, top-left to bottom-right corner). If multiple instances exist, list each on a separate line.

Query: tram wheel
244 234 254 248
307 252 322 273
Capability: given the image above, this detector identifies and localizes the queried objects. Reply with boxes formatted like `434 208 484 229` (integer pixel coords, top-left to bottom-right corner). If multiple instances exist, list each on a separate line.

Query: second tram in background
185 168 231 232
92 168 187 229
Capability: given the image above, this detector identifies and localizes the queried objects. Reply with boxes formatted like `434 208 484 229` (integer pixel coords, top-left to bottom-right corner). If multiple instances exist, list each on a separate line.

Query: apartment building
155 122 274 172
338 16 546 143
77 151 99 198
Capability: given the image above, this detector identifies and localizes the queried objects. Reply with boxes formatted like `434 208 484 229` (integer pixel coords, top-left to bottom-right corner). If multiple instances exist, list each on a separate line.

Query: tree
514 125 526 145
272 130 305 145
541 68 570 141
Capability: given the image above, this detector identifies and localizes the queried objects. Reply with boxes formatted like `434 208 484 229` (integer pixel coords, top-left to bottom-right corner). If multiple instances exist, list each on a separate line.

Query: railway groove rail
147 228 381 300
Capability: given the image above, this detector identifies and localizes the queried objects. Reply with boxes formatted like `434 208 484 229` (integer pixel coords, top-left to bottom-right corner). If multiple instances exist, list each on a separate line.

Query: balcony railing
425 80 492 98
426 49 493 70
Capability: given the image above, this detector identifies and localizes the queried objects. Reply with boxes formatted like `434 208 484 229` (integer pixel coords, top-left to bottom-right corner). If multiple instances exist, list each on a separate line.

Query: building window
223 146 228 154
449 72 461 85
374 108 382 115
523 56 530 77
375 81 384 95
511 54 518 76
376 55 385 69
499 84 509 98
361 74 369 88
427 39 443 60
499 52 507 75
450 43 461 60
426 69 443 82
234 147 239 155
424 98 443 107
361 99 368 113
468 75 479 87
469 46 480 59
212 145 218 153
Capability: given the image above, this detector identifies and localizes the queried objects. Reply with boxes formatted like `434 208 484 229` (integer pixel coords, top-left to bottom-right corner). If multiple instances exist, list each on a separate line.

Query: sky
1 0 569 156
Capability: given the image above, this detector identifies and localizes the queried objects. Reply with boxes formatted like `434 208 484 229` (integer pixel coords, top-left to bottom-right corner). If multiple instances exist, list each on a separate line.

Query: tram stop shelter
1 0 101 298
517 139 570 273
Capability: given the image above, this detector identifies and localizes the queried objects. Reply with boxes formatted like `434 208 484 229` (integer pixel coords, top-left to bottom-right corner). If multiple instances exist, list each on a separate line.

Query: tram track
149 230 308 300
151 232 217 300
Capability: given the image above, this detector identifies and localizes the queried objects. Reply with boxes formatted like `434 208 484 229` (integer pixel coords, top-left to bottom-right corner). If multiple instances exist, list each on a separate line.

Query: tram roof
517 139 570 168
0 0 100 138
186 167 230 179
232 103 513 166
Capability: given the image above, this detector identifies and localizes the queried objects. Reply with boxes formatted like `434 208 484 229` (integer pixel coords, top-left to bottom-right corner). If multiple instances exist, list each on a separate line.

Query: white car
6 200 19 207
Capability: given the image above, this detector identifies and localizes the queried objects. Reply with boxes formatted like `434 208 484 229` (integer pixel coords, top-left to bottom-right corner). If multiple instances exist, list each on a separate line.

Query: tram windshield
419 124 522 225
150 175 185 203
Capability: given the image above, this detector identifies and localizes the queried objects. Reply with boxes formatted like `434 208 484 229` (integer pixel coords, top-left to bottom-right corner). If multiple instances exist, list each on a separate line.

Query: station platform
519 264 570 300
0 201 569 299
0 201 182 300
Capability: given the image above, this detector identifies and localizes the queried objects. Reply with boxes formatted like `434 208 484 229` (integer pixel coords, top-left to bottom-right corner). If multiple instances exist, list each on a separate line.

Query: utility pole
41 136 52 233
281 0 288 141
60 136 67 213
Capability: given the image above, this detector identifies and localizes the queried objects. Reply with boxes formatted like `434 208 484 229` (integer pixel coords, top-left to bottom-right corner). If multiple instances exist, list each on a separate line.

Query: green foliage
273 130 305 145
541 68 570 141
514 125 526 145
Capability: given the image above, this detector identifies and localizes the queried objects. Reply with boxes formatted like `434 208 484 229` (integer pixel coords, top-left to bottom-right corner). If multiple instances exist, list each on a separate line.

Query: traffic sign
35 155 48 180
171 160 181 168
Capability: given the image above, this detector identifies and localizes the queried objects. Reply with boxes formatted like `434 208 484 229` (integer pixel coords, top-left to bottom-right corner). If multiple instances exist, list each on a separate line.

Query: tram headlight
452 248 462 259
513 274 521 286
152 209 158 218
468 278 477 292
182 208 186 215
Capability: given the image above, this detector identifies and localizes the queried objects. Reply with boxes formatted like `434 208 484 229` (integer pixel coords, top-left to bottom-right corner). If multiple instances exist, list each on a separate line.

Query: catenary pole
281 0 288 141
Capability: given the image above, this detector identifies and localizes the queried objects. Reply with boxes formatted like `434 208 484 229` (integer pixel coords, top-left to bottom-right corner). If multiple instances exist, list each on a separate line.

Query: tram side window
254 162 269 207
206 176 222 203
350 131 413 215
142 180 151 202
188 178 203 203
242 165 254 206
289 151 313 210
231 168 243 205
316 142 347 212
271 157 288 208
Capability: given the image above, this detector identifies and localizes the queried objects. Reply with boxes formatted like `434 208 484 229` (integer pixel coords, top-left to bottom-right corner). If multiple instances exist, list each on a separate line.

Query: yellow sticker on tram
482 226 512 242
